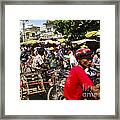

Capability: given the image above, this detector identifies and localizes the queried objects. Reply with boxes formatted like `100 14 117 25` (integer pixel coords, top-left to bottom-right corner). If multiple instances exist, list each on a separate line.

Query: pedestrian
92 48 100 67
64 48 100 100
68 50 78 68
32 50 44 69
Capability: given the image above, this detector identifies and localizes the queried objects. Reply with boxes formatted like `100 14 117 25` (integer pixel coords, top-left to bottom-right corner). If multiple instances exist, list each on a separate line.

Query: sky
20 20 47 30
26 20 46 27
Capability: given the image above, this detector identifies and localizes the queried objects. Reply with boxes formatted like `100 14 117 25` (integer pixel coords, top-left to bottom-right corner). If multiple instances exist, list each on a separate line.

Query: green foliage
48 20 100 40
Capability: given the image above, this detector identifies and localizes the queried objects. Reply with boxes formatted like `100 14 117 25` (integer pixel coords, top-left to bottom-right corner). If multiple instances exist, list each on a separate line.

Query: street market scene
20 20 100 100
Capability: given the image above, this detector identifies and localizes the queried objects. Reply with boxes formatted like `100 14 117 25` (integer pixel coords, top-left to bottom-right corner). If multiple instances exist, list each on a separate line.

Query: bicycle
47 69 68 100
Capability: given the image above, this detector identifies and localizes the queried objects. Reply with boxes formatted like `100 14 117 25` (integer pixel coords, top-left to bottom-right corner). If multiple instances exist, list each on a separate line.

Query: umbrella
85 31 98 38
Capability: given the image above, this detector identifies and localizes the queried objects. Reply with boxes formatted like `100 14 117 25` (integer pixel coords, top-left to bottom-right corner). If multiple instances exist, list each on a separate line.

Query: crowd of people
20 41 100 100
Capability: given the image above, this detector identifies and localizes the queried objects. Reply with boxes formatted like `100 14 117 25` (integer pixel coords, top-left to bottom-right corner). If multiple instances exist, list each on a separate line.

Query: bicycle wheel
47 86 64 100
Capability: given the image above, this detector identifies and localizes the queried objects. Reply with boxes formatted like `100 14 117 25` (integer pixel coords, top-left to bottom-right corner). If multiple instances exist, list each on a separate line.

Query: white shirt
69 51 78 65
32 54 44 68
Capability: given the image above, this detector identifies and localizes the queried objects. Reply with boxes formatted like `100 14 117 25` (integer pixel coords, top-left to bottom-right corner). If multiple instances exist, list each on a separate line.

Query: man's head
76 48 93 69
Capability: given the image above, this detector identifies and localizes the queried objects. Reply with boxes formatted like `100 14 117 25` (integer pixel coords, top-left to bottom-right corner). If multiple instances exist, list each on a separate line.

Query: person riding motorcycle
64 48 100 100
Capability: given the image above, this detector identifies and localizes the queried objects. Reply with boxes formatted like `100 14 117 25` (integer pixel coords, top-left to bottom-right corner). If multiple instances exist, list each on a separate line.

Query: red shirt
64 66 93 100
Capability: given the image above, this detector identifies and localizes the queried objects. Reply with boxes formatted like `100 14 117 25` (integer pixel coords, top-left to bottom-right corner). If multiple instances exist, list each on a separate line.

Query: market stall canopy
72 39 100 51
85 31 100 38
48 40 60 45
72 39 98 45
20 40 41 45
57 38 65 43
39 40 46 43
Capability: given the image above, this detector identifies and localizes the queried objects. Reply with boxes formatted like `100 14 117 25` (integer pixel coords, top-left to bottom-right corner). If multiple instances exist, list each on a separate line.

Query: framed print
0 0 119 119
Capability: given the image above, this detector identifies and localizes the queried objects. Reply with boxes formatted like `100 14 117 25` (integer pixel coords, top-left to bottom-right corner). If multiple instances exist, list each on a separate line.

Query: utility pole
20 20 29 42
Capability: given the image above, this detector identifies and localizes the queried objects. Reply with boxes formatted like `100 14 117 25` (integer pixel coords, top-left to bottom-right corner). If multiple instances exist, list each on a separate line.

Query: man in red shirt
64 48 100 100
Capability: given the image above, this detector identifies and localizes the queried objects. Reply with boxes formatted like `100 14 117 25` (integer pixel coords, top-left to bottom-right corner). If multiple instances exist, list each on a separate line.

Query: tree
48 20 100 41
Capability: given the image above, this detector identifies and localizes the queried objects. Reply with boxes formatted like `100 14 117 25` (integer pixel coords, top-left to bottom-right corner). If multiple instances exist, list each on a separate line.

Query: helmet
76 48 93 59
